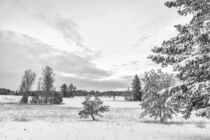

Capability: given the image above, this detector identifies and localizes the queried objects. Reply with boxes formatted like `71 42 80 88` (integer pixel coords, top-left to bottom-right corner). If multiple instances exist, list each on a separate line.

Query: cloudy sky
0 0 190 91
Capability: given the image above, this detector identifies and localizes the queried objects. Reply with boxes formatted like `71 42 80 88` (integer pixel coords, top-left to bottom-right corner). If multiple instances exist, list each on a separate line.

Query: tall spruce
131 75 142 101
149 0 210 118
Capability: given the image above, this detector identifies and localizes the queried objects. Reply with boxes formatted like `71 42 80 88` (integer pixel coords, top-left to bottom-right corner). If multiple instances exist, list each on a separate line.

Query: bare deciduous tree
20 69 36 103
41 66 55 92
37 77 42 91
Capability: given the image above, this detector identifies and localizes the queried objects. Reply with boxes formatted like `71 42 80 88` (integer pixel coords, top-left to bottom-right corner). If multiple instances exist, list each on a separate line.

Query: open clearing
0 95 210 140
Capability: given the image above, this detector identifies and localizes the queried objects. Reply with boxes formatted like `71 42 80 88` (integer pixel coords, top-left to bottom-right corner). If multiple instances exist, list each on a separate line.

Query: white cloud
0 0 192 90
0 30 122 90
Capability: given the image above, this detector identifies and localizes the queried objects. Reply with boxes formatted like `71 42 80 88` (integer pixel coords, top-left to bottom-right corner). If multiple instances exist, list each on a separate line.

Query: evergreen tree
131 75 142 101
141 69 175 123
149 0 210 118
78 95 109 120
60 83 67 97
68 83 76 97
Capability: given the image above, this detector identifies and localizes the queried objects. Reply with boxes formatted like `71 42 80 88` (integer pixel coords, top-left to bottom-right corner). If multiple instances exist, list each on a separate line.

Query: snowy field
0 95 210 140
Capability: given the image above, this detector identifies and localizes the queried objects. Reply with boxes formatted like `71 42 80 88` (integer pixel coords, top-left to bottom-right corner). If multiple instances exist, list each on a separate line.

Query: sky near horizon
0 0 190 91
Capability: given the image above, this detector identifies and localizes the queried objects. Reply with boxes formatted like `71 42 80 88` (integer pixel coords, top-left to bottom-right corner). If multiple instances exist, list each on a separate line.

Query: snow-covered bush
30 95 40 104
141 69 175 123
30 92 63 104
78 95 109 120
53 92 63 104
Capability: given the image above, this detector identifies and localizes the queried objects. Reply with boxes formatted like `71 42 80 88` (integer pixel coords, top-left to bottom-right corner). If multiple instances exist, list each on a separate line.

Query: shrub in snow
30 92 63 104
79 95 110 120
196 108 210 118
141 69 175 123
53 92 63 104
30 95 40 104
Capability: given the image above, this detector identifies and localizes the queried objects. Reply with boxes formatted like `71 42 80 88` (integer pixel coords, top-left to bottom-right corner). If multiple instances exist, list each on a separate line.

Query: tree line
19 66 61 104
16 65 141 104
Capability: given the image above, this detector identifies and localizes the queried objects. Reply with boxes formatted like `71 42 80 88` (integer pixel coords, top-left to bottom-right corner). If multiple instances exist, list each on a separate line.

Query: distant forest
0 88 132 97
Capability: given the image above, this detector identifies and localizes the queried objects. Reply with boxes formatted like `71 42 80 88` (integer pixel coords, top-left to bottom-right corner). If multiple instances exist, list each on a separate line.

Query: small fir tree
131 75 142 101
79 95 110 120
141 69 175 123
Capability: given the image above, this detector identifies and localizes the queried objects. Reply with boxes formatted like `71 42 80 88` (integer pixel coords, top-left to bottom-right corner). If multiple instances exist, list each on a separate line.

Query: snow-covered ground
61 96 140 108
0 95 210 140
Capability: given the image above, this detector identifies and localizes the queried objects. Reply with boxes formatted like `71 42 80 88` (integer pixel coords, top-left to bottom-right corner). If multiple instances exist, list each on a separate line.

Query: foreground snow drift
0 121 209 140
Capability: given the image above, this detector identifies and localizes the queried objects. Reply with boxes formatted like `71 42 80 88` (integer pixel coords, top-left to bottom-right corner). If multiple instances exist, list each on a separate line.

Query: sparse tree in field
132 75 142 101
60 83 67 97
40 66 63 104
79 95 110 120
149 0 210 118
20 69 36 103
54 91 63 104
67 83 76 97
37 77 42 91
41 66 55 92
141 69 175 123
113 92 116 101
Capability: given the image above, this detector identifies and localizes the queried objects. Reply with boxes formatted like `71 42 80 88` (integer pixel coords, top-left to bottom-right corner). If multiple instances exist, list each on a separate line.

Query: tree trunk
159 105 165 123
21 92 28 103
91 114 95 120
160 117 164 123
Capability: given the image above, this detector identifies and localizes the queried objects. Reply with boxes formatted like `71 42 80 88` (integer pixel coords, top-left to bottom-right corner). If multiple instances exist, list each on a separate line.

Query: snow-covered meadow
0 95 209 140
